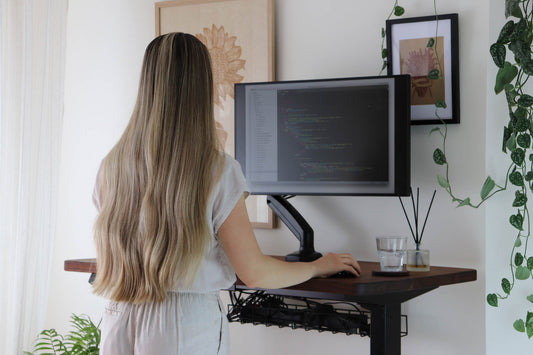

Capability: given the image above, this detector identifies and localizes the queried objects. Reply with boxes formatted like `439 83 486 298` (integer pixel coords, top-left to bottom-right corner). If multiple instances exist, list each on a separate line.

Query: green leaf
510 212 524 230
527 312 533 338
381 27 386 38
457 197 471 207
514 319 525 332
517 134 531 148
522 59 533 75
506 0 521 17
506 0 523 18
516 266 531 280
513 191 528 206
382 48 388 59
502 277 511 294
428 69 439 80
512 5 524 18
394 6 405 16
511 148 526 166
437 175 449 188
481 176 496 199
506 132 517 152
503 127 512 152
498 20 515 44
514 106 527 120
381 60 388 71
487 293 498 307
490 43 506 68
505 88 519 106
510 171 524 186
516 252 524 266
429 127 441 135
528 257 533 270
435 99 447 108
433 148 447 165
527 311 533 326
495 62 519 94
527 295 533 303
509 40 531 62
510 19 528 41
516 237 522 247
517 94 533 107
427 38 435 47
515 118 530 132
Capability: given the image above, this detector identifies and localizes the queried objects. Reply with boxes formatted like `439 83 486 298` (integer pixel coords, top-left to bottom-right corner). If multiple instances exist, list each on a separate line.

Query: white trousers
100 292 229 355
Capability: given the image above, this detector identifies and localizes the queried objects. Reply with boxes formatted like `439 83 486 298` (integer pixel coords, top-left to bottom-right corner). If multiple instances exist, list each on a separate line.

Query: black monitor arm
266 195 323 262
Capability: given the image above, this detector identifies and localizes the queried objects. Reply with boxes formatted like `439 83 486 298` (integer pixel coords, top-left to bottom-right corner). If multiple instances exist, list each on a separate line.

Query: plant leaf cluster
25 314 101 355
428 0 533 338
483 0 533 339
380 1 406 74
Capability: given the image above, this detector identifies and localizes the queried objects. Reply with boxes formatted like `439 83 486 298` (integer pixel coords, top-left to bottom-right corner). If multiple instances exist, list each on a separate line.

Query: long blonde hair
92 33 221 303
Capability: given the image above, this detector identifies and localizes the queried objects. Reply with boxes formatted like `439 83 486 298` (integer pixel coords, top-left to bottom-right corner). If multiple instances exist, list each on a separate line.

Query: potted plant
25 314 101 355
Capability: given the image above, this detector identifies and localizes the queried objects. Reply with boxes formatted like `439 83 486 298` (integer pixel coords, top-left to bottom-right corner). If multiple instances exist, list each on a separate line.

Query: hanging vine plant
484 0 533 337
382 0 533 337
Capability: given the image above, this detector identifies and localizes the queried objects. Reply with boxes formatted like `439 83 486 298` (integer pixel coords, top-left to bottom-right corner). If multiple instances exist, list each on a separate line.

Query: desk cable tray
227 290 408 337
227 289 406 337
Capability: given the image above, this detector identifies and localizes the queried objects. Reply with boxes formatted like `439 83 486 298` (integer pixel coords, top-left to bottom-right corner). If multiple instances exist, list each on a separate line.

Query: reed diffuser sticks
398 187 436 248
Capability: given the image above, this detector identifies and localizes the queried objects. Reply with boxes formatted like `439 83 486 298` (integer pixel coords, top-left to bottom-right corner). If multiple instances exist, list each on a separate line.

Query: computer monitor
235 75 411 197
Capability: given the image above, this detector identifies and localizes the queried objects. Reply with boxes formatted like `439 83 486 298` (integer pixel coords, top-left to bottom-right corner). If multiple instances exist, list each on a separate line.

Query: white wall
47 0 494 354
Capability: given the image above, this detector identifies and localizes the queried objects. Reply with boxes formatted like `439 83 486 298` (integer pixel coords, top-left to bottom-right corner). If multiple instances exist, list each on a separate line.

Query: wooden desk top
65 258 476 303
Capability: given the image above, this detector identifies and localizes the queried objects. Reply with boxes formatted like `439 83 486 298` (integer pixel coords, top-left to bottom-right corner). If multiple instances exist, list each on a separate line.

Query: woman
92 32 361 354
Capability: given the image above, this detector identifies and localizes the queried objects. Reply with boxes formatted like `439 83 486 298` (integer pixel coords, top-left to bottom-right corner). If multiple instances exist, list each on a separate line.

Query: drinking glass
376 236 407 272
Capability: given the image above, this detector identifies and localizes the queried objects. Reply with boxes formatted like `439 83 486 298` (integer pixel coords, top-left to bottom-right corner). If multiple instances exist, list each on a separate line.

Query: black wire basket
227 290 371 336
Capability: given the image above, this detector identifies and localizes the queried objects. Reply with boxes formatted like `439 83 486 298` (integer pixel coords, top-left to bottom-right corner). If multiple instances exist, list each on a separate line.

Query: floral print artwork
196 25 246 108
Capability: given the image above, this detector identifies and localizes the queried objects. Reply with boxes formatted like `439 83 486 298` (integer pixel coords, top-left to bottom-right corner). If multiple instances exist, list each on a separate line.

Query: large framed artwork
386 14 459 125
155 0 276 228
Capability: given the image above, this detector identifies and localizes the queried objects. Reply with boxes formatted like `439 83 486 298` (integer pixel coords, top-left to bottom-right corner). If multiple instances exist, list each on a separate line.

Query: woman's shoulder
216 152 242 174
211 152 247 189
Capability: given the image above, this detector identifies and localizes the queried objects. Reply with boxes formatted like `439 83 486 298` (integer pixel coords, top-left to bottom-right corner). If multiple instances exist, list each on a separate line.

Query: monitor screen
234 75 411 196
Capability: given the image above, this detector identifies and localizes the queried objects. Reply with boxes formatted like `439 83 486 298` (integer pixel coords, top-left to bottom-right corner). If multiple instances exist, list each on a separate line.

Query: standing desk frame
64 259 476 355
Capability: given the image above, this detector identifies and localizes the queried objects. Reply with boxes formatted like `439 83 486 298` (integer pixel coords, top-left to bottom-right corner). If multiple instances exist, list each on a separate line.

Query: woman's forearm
239 255 317 289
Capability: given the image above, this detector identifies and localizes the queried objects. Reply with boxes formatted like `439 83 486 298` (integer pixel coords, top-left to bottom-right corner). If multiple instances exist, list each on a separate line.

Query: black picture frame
386 13 459 125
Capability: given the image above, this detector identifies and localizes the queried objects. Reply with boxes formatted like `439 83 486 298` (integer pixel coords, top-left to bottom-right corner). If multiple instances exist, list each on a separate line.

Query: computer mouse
330 270 356 278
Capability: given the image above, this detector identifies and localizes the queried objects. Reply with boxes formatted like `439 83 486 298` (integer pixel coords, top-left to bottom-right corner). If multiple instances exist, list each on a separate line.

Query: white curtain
0 0 67 353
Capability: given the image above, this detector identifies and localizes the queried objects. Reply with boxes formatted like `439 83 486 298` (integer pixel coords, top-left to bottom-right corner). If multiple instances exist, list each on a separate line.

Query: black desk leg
368 303 401 355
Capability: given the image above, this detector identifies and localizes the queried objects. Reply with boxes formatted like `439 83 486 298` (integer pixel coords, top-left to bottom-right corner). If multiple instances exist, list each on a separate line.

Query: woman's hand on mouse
311 252 361 278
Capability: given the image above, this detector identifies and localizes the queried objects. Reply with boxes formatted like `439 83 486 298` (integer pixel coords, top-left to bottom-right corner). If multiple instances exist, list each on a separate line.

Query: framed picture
386 13 459 125
155 0 276 228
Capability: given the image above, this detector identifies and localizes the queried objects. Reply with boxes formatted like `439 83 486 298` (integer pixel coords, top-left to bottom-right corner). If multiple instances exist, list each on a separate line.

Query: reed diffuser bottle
399 188 435 272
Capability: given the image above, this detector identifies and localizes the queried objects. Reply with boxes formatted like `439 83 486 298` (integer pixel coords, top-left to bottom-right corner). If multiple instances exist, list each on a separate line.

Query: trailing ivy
379 1 406 74
434 0 533 338
483 0 533 339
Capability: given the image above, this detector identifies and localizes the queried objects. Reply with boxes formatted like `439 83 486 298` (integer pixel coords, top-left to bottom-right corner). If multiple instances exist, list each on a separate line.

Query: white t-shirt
174 153 249 292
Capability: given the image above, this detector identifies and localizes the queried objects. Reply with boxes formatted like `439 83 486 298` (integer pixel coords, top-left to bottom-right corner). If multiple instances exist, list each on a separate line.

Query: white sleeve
212 155 250 234
92 162 104 211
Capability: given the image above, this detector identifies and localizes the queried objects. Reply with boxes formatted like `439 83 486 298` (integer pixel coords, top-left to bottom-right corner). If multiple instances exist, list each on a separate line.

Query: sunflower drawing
196 25 246 107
